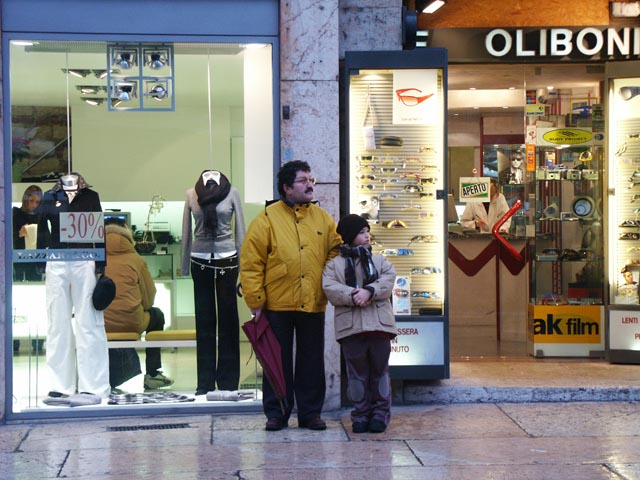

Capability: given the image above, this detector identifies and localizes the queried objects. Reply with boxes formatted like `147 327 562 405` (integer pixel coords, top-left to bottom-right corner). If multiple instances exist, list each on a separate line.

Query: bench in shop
106 329 197 349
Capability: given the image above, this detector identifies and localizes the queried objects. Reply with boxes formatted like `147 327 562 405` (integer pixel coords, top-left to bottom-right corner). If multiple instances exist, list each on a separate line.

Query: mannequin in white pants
39 173 110 406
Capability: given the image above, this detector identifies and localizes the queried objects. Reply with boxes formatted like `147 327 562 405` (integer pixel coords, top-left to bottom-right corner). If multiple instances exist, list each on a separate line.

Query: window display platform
12 342 262 414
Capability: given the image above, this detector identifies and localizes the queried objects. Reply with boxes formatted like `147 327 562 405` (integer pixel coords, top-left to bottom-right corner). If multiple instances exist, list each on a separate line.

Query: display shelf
529 145 604 307
348 70 446 316
345 49 449 379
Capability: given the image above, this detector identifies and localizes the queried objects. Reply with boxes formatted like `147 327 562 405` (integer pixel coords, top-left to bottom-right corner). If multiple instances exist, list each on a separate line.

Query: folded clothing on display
108 392 195 405
205 390 256 402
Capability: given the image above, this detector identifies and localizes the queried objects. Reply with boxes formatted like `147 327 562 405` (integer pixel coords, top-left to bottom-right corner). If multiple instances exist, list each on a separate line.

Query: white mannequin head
202 170 220 185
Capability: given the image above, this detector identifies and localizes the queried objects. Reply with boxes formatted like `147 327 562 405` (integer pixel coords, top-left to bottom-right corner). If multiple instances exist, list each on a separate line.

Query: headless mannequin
181 171 246 395
39 172 110 402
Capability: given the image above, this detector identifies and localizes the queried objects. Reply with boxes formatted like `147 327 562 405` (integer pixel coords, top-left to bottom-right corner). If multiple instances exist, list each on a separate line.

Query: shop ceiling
9 42 245 109
9 41 602 115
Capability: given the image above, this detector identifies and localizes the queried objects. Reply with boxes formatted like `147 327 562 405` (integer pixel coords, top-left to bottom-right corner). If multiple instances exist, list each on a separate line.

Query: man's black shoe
368 419 387 433
265 417 287 431
299 417 326 430
352 421 368 433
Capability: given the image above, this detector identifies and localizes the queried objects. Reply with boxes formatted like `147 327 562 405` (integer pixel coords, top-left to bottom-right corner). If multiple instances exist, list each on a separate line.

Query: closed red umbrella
242 311 287 415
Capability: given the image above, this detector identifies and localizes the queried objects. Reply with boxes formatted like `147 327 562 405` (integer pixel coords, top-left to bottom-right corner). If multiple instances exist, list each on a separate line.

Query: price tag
59 212 105 243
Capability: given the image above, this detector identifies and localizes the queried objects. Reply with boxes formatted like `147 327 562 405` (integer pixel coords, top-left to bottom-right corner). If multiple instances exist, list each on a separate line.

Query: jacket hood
105 223 135 255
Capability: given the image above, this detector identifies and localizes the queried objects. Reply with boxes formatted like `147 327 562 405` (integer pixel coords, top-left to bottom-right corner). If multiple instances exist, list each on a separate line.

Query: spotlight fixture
82 98 104 106
422 0 445 14
92 69 120 79
113 82 137 102
61 68 92 78
111 48 138 70
76 85 107 95
147 84 168 100
142 46 172 70
107 43 174 111
144 52 167 70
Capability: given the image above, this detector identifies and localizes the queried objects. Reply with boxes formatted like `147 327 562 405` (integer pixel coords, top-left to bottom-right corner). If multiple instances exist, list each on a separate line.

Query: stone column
280 0 402 412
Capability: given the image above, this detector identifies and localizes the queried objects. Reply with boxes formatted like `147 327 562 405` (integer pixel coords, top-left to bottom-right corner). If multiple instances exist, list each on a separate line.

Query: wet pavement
1 401 640 479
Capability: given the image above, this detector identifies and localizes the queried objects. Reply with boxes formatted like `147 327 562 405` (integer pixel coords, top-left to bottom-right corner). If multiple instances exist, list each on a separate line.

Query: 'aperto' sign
540 128 593 145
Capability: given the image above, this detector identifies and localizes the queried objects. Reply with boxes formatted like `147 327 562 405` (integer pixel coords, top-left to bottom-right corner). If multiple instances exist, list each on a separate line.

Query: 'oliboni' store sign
485 27 640 59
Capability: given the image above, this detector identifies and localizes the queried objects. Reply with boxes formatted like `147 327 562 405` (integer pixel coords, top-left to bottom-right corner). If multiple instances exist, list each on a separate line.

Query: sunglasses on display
419 192 435 198
418 146 437 154
380 167 398 174
386 219 408 229
620 220 640 227
379 178 399 184
379 193 399 200
407 235 437 245
359 183 375 190
402 203 422 210
411 267 442 275
418 212 437 218
627 133 640 141
620 232 640 240
393 289 410 297
404 184 423 193
380 248 414 256
411 291 441 299
419 177 438 184
358 164 377 173
631 194 640 203
357 174 376 181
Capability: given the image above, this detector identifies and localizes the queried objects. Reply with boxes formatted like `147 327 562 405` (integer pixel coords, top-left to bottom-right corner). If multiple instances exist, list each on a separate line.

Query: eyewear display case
344 50 449 379
606 61 640 364
527 126 605 357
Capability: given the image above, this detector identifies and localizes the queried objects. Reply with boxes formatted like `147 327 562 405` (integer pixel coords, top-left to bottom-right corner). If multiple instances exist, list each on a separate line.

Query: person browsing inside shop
460 178 511 234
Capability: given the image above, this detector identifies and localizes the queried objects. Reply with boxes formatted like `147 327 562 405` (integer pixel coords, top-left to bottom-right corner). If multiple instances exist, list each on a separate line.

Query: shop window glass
9 40 273 413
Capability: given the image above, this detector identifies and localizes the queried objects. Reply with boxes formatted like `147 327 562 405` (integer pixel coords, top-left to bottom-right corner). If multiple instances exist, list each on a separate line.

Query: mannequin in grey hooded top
182 170 246 395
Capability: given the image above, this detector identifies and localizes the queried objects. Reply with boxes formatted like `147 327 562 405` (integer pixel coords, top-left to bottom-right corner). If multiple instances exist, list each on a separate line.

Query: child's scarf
339 244 379 288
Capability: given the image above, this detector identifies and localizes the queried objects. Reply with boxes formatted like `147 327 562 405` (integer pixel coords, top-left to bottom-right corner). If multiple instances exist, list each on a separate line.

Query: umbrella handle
278 398 286 416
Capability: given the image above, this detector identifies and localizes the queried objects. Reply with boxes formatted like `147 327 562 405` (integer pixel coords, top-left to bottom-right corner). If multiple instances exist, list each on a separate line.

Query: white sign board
59 212 105 243
609 310 640 350
389 321 444 366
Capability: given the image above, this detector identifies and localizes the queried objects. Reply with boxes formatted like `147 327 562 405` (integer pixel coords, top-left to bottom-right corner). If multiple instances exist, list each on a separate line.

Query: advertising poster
392 69 439 125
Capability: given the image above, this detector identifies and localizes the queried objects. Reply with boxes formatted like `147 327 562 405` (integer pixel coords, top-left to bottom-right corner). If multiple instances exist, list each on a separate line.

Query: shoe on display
368 419 387 433
43 391 70 406
144 372 174 390
352 421 368 433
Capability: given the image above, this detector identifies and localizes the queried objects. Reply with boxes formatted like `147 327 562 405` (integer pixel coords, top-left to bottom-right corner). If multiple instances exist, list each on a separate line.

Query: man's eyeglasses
292 177 316 185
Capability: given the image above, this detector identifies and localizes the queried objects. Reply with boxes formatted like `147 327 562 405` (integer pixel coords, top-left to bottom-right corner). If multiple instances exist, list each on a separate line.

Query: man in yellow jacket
240 160 342 431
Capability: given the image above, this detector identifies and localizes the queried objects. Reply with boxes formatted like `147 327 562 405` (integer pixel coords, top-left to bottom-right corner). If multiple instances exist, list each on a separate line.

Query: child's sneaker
144 372 174 390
